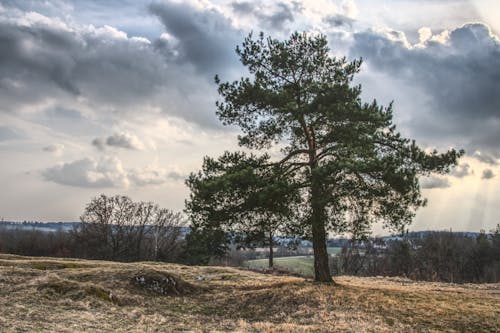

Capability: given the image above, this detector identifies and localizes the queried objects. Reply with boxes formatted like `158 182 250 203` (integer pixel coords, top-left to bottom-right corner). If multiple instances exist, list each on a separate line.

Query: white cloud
42 157 129 188
417 27 432 44
450 163 471 178
42 156 181 188
341 0 358 19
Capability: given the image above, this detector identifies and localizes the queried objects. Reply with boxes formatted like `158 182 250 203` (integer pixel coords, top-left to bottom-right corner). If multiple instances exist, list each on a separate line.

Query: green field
244 247 342 277
245 256 315 277
327 246 342 255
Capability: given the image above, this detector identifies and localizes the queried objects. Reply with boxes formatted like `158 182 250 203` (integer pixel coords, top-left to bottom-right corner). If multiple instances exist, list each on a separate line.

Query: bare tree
75 194 184 262
150 208 184 261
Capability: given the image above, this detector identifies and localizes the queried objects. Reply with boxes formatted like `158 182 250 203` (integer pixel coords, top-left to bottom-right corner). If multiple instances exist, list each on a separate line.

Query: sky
0 0 499 235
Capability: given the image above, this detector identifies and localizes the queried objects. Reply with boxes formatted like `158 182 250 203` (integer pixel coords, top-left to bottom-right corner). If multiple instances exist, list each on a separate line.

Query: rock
131 270 194 296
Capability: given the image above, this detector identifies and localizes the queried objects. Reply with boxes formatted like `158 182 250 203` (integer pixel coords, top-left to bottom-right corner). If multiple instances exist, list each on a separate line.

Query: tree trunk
268 234 274 269
310 172 334 283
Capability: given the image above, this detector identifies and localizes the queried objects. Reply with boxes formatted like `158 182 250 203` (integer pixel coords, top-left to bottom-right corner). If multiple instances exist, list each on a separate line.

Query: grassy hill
0 254 499 332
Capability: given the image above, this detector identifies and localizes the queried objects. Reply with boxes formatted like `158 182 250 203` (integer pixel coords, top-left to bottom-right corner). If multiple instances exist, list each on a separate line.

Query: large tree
210 32 462 282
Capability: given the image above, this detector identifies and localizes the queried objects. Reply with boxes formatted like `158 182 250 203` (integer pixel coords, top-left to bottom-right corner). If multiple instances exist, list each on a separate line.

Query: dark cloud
265 3 295 30
91 138 106 151
92 133 145 150
0 15 163 108
149 1 242 77
231 1 300 31
350 23 500 157
0 10 222 128
481 169 495 180
231 1 253 14
323 14 354 28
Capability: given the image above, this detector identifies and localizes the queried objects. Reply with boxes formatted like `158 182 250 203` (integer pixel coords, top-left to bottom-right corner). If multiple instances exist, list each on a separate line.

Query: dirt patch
131 269 196 296
30 261 87 270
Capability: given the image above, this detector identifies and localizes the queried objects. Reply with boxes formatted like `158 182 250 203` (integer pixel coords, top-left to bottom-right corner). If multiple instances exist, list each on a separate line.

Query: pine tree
198 32 462 282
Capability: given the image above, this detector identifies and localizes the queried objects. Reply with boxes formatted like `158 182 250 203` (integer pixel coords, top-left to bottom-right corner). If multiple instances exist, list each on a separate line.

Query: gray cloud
149 1 242 77
481 169 495 180
42 143 64 155
350 23 500 157
0 14 161 107
231 1 300 31
0 126 24 141
128 168 184 186
91 138 105 151
450 163 471 178
420 176 451 189
472 151 498 165
0 9 222 128
92 133 145 151
42 157 129 188
324 14 354 28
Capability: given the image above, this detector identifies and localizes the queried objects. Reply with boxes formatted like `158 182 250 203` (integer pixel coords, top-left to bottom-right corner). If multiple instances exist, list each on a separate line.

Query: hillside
0 254 499 332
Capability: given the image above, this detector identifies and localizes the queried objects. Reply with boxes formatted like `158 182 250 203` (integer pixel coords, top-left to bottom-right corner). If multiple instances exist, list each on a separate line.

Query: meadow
244 247 342 277
0 253 498 332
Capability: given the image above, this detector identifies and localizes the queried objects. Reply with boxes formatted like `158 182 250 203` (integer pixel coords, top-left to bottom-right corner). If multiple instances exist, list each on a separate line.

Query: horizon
1 0 499 235
0 219 495 238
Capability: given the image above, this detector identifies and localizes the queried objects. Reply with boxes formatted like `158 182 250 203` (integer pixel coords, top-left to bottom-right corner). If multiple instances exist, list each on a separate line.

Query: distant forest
1 218 499 283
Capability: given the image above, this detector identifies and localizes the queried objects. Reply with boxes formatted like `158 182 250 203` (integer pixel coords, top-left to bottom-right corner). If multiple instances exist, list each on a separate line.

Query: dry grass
0 254 498 332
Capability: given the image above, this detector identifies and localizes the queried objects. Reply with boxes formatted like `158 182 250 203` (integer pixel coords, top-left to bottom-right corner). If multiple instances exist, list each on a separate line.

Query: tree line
332 228 500 283
1 194 499 283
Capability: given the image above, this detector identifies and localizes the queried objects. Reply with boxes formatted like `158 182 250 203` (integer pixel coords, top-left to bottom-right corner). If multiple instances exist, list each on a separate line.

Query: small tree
210 32 462 282
186 151 301 268
182 226 229 265
150 208 184 261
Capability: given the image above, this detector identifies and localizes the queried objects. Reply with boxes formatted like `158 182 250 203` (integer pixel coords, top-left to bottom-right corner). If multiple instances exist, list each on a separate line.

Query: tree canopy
187 32 463 282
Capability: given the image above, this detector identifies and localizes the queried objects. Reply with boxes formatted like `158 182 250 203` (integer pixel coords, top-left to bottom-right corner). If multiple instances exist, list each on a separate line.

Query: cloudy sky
0 0 499 234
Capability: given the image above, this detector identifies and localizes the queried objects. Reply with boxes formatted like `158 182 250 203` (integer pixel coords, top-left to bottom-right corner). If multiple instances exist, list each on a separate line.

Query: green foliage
190 31 463 280
186 152 302 250
182 226 229 265
215 31 462 236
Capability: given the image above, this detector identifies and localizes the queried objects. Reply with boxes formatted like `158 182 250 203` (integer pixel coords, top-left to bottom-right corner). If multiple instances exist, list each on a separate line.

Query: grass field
327 247 342 255
245 256 315 277
245 247 342 277
0 253 499 332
